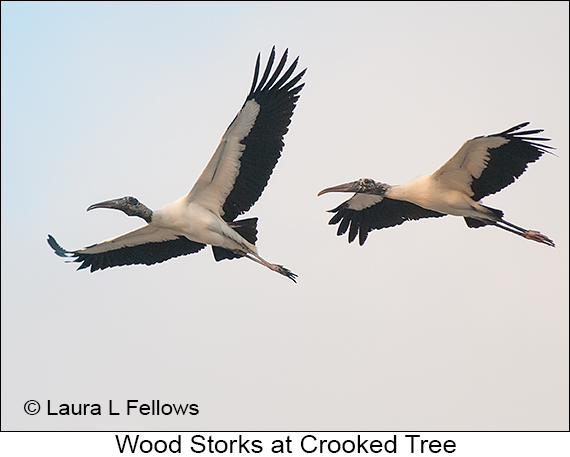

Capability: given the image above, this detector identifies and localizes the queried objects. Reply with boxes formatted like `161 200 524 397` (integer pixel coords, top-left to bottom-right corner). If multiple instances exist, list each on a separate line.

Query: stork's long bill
318 182 362 196
317 179 387 197
47 47 306 281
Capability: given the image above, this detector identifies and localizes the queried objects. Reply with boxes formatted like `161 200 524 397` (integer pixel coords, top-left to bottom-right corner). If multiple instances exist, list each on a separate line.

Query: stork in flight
47 47 305 282
318 123 555 247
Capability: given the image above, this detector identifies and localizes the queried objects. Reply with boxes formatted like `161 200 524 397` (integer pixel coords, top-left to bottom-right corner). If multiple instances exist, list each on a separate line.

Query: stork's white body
388 175 489 220
153 199 255 253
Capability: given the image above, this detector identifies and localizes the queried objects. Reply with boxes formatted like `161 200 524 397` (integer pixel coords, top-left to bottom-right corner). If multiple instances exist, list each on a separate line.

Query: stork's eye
126 197 139 205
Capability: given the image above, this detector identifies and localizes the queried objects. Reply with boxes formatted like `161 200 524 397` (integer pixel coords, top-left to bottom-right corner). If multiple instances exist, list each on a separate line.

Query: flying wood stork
47 47 305 282
318 122 555 247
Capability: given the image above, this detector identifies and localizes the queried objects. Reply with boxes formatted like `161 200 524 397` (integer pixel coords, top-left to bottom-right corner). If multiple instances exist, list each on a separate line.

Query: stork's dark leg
229 237 297 282
495 220 555 247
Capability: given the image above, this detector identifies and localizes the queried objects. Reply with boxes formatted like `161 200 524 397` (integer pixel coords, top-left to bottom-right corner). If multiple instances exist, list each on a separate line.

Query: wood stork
47 47 305 282
318 123 555 247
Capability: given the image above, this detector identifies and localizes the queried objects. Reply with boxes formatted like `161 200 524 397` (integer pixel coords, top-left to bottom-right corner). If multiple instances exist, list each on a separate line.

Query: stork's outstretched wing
433 122 554 201
326 194 446 245
47 225 205 272
186 46 306 222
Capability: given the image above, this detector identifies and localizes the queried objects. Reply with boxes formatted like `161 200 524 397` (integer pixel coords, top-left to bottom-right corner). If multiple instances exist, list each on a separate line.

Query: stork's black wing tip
47 234 73 257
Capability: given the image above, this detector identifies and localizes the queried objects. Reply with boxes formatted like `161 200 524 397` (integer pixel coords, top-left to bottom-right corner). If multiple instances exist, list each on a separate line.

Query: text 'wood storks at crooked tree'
48 47 305 282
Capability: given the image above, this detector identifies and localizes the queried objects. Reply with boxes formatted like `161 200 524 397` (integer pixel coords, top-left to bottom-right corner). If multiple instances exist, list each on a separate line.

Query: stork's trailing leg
496 219 555 247
245 253 298 283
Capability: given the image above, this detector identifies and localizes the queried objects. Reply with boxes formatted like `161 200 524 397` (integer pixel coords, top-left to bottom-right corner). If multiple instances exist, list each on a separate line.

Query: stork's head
317 178 388 196
87 196 153 223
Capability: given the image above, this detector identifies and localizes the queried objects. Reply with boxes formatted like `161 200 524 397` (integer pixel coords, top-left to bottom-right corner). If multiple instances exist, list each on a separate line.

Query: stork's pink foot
270 264 298 283
524 230 555 247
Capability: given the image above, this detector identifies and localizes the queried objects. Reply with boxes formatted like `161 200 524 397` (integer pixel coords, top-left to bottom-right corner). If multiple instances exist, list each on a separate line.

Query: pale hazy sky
2 1 568 435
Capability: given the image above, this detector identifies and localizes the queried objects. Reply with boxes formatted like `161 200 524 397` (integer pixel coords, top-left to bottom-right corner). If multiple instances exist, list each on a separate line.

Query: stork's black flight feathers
222 50 305 221
328 197 445 246
469 122 553 201
48 234 205 271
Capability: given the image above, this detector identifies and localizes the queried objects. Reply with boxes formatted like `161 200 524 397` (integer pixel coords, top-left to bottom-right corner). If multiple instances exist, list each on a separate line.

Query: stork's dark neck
87 196 153 223
361 179 389 195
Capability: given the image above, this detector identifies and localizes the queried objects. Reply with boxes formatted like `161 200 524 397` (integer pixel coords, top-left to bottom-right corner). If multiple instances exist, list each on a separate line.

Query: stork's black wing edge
221 47 306 222
471 122 555 201
328 198 446 245
47 234 72 257
47 234 206 272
